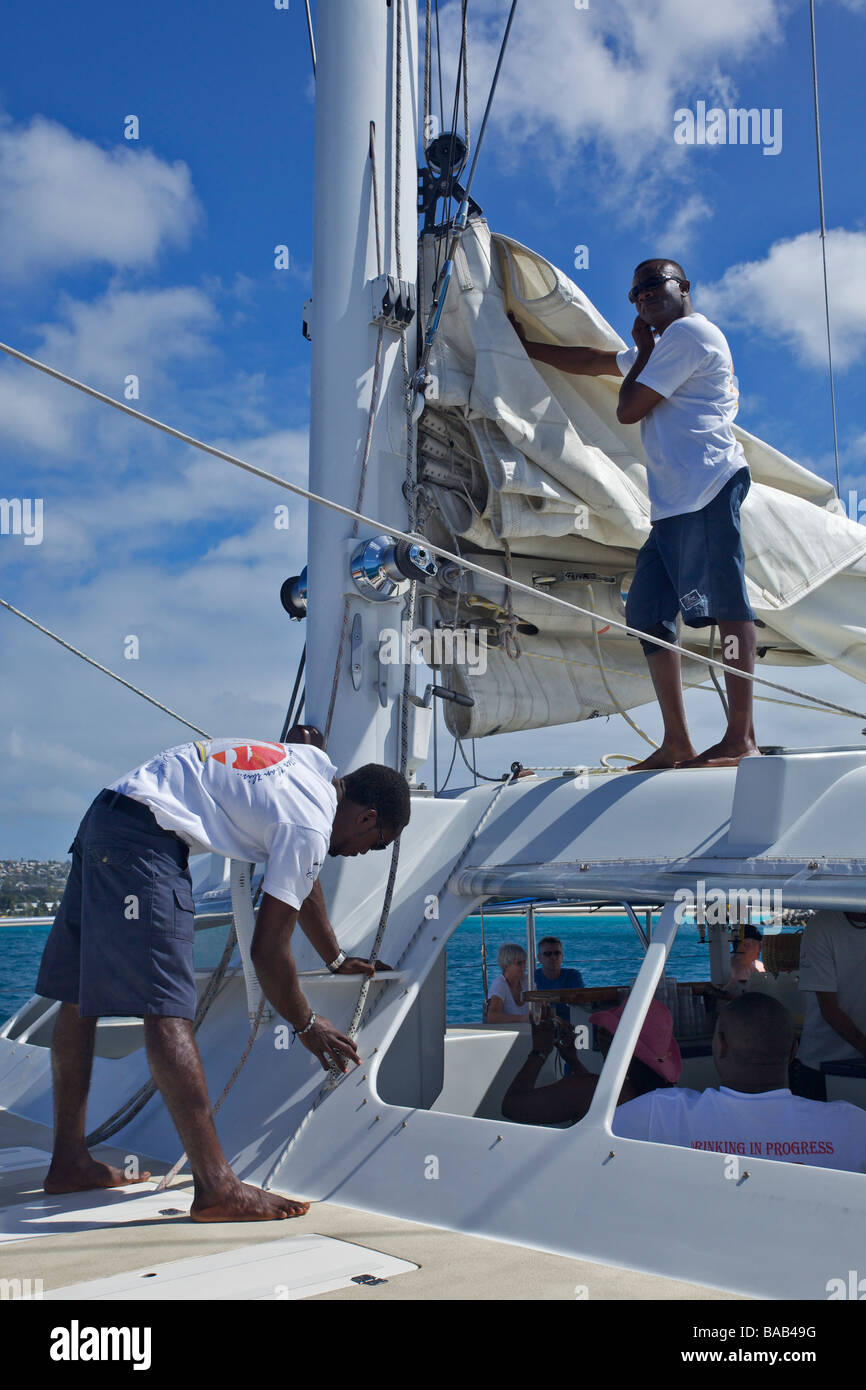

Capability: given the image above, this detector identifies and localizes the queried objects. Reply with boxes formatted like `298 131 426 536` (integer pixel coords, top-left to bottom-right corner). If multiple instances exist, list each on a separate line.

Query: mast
306 0 420 774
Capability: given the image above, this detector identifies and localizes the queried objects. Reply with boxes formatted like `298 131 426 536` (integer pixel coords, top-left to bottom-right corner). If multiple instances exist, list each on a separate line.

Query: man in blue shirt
534 936 584 1022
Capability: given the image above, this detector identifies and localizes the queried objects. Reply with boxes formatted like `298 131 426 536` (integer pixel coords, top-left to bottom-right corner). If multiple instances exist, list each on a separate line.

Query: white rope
1 338 864 723
262 777 509 1191
0 597 210 737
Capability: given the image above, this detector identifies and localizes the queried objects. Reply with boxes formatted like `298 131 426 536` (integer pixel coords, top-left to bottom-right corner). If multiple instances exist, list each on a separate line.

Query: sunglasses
628 272 684 304
541 950 562 957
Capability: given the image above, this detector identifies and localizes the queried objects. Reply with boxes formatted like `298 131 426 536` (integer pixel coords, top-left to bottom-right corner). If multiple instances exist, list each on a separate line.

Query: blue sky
1 0 865 858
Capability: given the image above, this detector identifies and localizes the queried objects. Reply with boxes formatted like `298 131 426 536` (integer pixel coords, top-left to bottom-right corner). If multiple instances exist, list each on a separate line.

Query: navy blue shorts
626 468 756 656
36 790 197 1020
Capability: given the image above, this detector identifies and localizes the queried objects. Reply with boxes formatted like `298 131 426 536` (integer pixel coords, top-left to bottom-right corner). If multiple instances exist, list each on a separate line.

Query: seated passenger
614 993 866 1173
502 997 680 1124
534 936 584 1021
725 923 766 996
486 943 530 1024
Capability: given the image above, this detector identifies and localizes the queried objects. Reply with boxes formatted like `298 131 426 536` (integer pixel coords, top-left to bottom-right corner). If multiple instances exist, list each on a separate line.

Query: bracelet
529 1048 549 1060
326 951 346 974
293 1012 317 1038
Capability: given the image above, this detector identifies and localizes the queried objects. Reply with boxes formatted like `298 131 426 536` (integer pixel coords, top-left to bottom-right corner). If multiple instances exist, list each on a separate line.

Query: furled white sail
419 222 866 738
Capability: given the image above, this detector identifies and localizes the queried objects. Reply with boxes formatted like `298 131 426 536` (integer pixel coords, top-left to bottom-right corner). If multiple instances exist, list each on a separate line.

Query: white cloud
698 228 866 369
0 115 200 279
0 424 310 584
437 0 784 175
0 284 217 456
0 536 307 849
656 196 714 256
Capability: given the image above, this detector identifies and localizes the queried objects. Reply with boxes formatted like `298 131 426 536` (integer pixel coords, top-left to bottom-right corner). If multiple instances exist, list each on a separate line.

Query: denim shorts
36 790 197 1019
625 467 756 656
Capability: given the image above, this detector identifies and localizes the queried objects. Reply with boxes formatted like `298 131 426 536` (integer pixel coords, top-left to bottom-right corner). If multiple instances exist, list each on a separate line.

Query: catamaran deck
0 1109 739 1302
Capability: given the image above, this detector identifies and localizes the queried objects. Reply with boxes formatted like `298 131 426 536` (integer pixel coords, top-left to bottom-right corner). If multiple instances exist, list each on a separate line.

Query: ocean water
0 911 746 1027
446 912 716 1022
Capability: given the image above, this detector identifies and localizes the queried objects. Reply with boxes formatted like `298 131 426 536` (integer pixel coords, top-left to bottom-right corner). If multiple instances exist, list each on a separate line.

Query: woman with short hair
486 942 530 1023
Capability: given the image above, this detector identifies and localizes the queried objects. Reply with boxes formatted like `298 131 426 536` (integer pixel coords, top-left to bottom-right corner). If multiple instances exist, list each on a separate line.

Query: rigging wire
423 0 433 137
0 597 210 738
458 736 500 782
439 728 460 791
279 644 307 741
431 0 448 292
442 0 469 237
1 338 865 723
462 0 470 156
416 0 519 388
707 624 729 718
434 0 445 128
460 0 517 207
809 0 841 498
587 582 658 750
304 0 317 76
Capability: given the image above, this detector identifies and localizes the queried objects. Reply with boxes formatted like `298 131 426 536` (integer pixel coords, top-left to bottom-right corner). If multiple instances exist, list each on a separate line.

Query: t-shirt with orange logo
110 739 338 909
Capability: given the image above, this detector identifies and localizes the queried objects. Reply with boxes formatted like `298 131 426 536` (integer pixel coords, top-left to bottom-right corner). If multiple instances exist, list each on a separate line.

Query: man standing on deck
35 733 410 1223
511 259 759 769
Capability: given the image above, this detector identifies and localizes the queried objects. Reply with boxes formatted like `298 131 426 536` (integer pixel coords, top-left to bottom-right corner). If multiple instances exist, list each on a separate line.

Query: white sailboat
1 0 866 1308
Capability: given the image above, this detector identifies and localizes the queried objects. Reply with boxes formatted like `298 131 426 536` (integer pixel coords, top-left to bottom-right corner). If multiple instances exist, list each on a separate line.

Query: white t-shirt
726 958 767 995
613 1085 866 1174
487 974 529 1019
111 739 338 910
616 313 747 521
797 910 866 1069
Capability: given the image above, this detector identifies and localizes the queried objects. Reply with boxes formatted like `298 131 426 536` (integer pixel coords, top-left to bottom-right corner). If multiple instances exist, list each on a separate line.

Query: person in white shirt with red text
614 993 866 1173
36 731 411 1223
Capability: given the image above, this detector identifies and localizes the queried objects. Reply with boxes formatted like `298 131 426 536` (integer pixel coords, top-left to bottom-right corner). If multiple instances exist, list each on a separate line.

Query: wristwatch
327 951 346 973
529 1048 549 1060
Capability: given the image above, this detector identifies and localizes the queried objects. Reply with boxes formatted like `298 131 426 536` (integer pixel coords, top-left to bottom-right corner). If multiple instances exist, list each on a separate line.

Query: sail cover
418 221 866 738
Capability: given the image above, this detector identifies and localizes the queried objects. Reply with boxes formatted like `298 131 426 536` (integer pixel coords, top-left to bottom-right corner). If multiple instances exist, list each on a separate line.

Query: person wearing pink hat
502 996 681 1126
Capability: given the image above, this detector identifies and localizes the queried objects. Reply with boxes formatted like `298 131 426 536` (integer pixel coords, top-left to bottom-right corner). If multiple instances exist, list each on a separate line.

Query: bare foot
626 743 696 772
191 1181 309 1223
677 741 761 769
44 1157 151 1194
